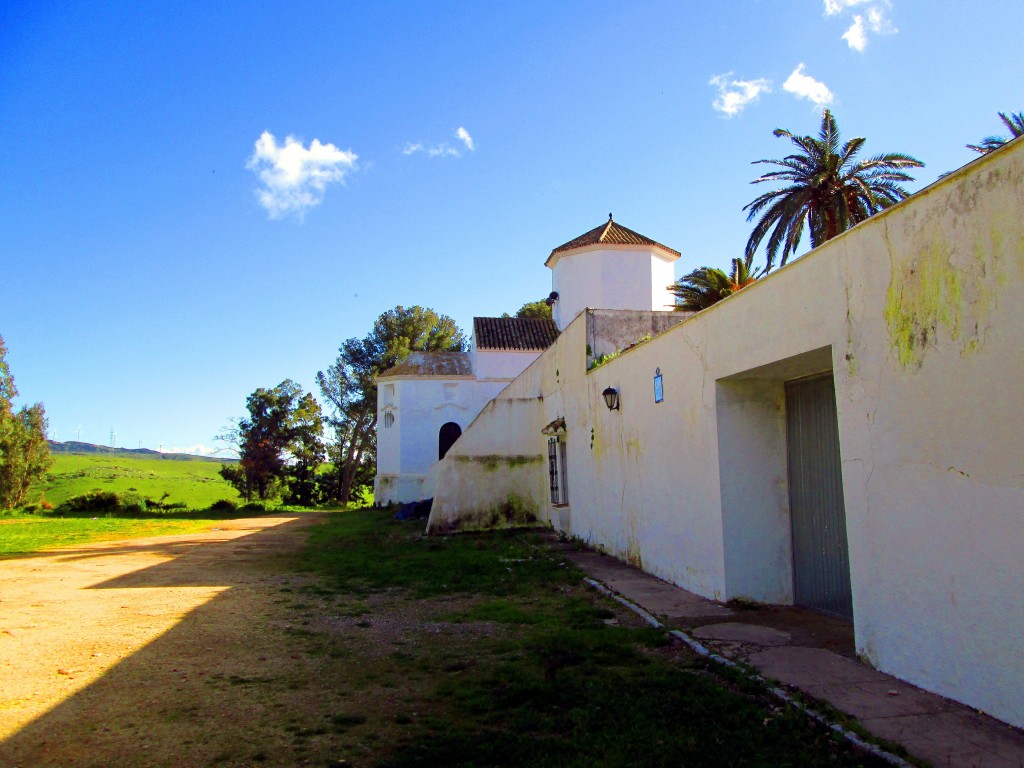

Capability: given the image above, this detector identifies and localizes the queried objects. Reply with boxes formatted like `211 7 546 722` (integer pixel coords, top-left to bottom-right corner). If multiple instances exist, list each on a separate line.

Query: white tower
545 214 681 331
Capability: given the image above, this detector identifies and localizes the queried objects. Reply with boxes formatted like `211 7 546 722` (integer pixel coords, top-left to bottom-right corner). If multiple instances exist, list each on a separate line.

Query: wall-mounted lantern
602 386 620 411
654 368 663 403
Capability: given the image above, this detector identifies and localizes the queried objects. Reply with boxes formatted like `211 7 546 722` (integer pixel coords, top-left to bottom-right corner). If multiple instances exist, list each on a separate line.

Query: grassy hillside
39 453 239 508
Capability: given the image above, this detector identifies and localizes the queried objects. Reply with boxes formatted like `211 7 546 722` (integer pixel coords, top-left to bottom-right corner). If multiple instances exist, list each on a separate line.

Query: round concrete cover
692 622 792 646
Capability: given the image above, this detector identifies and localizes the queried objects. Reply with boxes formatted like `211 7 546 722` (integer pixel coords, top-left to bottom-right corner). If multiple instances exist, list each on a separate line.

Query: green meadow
0 516 235 558
38 452 238 508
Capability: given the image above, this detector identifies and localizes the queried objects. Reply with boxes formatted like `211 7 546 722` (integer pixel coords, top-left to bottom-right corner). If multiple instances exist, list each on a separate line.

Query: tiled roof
548 215 680 262
378 351 473 378
474 317 559 351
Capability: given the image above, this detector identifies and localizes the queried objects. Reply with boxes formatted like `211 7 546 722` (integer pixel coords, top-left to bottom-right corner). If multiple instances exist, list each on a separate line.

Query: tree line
218 306 467 506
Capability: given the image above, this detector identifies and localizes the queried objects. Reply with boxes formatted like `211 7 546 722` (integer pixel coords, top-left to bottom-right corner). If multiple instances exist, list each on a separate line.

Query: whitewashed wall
375 375 507 504
430 141 1024 727
551 246 677 330
474 348 544 381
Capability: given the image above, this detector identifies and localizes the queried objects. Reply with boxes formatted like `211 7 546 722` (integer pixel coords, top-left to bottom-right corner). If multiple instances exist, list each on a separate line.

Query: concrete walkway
555 543 1024 768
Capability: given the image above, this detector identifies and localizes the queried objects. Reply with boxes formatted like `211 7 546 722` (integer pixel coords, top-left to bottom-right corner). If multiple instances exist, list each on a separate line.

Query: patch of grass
299 508 893 768
303 508 577 597
0 517 228 558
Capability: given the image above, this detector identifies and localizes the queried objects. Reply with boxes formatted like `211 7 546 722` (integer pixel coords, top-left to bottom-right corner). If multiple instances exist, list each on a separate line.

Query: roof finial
608 212 613 221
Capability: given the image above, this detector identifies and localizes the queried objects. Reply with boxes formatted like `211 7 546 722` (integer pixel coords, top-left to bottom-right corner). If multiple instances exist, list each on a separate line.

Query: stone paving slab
749 646 888 685
692 622 791 647
859 711 1024 768
561 550 732 619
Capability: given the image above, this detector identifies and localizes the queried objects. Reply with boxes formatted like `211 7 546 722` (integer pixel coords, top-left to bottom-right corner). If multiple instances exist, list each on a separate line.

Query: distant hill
48 440 236 463
41 451 240 507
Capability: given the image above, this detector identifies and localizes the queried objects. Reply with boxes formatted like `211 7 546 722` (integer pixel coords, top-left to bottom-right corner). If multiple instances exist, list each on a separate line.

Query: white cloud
428 144 461 158
709 73 772 117
456 126 474 151
843 15 869 50
246 131 357 220
168 443 219 457
867 6 897 33
783 63 835 107
402 127 475 159
842 7 897 50
824 0 871 15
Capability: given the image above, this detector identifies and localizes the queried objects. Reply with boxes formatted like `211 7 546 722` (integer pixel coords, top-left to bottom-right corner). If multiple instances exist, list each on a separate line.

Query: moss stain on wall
430 493 539 534
626 507 643 570
884 238 962 368
884 174 1016 370
454 455 543 472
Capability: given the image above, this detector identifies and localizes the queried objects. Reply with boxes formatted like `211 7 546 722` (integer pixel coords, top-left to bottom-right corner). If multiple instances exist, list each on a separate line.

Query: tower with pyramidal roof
545 214 681 331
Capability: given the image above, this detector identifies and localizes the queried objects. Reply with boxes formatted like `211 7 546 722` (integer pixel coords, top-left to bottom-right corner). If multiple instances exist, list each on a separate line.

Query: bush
209 499 237 513
58 490 121 513
56 490 146 516
239 502 266 514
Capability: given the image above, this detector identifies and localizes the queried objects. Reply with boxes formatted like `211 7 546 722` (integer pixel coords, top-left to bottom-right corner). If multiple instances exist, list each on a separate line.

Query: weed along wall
428 139 1024 728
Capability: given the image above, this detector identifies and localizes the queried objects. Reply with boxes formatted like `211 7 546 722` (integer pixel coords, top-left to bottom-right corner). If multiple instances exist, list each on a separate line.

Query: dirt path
0 514 335 767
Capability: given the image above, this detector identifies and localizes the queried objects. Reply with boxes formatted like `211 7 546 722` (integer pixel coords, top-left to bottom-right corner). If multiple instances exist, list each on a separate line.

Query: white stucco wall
430 140 1024 727
473 348 544 381
374 375 507 505
551 246 678 330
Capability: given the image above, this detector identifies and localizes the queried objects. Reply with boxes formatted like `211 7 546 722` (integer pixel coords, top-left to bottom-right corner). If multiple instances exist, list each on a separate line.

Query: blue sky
0 1 1019 454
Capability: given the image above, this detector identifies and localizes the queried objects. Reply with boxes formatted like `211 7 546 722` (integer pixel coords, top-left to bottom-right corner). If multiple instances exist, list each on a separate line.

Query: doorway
786 373 853 620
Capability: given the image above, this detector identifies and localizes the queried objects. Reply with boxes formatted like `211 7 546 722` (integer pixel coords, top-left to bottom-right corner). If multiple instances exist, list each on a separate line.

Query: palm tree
744 109 923 272
967 111 1024 155
670 258 760 311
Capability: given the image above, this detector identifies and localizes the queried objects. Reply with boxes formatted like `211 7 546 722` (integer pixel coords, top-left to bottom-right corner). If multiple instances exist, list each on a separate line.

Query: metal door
786 373 853 620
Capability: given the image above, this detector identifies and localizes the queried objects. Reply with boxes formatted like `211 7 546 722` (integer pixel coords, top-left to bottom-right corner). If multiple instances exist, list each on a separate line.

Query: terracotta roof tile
474 317 559 351
378 351 473 378
548 216 680 261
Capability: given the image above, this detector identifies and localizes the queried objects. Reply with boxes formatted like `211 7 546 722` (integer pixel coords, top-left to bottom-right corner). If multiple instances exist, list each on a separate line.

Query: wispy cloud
824 0 872 15
246 131 357 220
403 127 476 159
783 63 834 106
709 73 772 117
168 443 219 457
826 0 897 51
456 126 474 151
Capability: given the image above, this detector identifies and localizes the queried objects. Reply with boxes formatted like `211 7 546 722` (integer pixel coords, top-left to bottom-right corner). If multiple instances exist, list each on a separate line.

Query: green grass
0 516 228 558
37 452 238 508
301 508 892 768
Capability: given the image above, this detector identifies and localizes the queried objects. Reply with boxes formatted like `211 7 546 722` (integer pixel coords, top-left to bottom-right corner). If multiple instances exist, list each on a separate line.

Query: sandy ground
0 514 344 767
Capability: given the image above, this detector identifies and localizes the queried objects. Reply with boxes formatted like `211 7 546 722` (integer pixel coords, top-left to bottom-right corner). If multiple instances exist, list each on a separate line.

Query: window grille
548 436 568 505
383 411 395 428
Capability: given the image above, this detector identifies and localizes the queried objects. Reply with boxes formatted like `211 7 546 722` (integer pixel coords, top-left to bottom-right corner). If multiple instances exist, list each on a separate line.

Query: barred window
383 411 395 428
548 436 569 506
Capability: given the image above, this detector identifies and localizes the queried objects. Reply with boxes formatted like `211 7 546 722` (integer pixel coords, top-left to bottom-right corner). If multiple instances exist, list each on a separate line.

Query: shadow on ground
0 514 353 767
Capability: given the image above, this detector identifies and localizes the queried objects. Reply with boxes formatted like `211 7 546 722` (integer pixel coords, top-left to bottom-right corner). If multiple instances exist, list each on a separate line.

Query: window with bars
548 436 569 506
383 411 395 428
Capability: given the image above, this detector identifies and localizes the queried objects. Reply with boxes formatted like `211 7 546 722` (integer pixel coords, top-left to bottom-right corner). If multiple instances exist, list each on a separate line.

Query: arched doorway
438 422 462 460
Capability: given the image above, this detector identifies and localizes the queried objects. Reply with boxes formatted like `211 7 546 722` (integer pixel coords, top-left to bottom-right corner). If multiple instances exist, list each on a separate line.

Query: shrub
56 490 145 516
210 499 237 513
58 490 121 513
239 502 266 514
